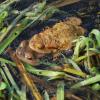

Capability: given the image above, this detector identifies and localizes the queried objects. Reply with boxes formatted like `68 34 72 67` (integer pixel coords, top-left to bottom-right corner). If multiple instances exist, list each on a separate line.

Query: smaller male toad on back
16 17 85 65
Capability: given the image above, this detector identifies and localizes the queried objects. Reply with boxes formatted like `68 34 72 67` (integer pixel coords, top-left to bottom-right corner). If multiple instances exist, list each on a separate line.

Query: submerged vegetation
0 0 100 100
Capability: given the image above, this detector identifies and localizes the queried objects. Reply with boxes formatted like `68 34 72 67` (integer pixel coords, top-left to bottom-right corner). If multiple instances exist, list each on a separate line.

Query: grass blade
63 67 86 78
90 29 100 47
26 64 70 78
0 67 10 88
71 75 100 89
57 81 64 100
44 90 50 100
0 58 16 66
2 63 19 91
0 82 7 91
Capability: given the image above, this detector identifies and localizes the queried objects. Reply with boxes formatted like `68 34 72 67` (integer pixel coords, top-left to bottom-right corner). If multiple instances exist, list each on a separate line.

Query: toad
16 17 85 65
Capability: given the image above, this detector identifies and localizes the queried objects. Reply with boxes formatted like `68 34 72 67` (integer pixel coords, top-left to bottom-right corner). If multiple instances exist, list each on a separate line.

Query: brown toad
16 17 85 65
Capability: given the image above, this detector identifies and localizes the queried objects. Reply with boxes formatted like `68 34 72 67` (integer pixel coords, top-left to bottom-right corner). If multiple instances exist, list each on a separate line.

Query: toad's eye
35 44 43 49
25 52 33 60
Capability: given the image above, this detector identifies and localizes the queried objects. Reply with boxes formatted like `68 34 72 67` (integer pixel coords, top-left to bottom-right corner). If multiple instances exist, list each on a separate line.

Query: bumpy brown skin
16 17 85 65
29 17 85 53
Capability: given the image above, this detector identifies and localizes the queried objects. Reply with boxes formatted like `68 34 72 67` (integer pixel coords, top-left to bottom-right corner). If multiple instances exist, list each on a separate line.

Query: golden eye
35 43 42 49
25 52 32 60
